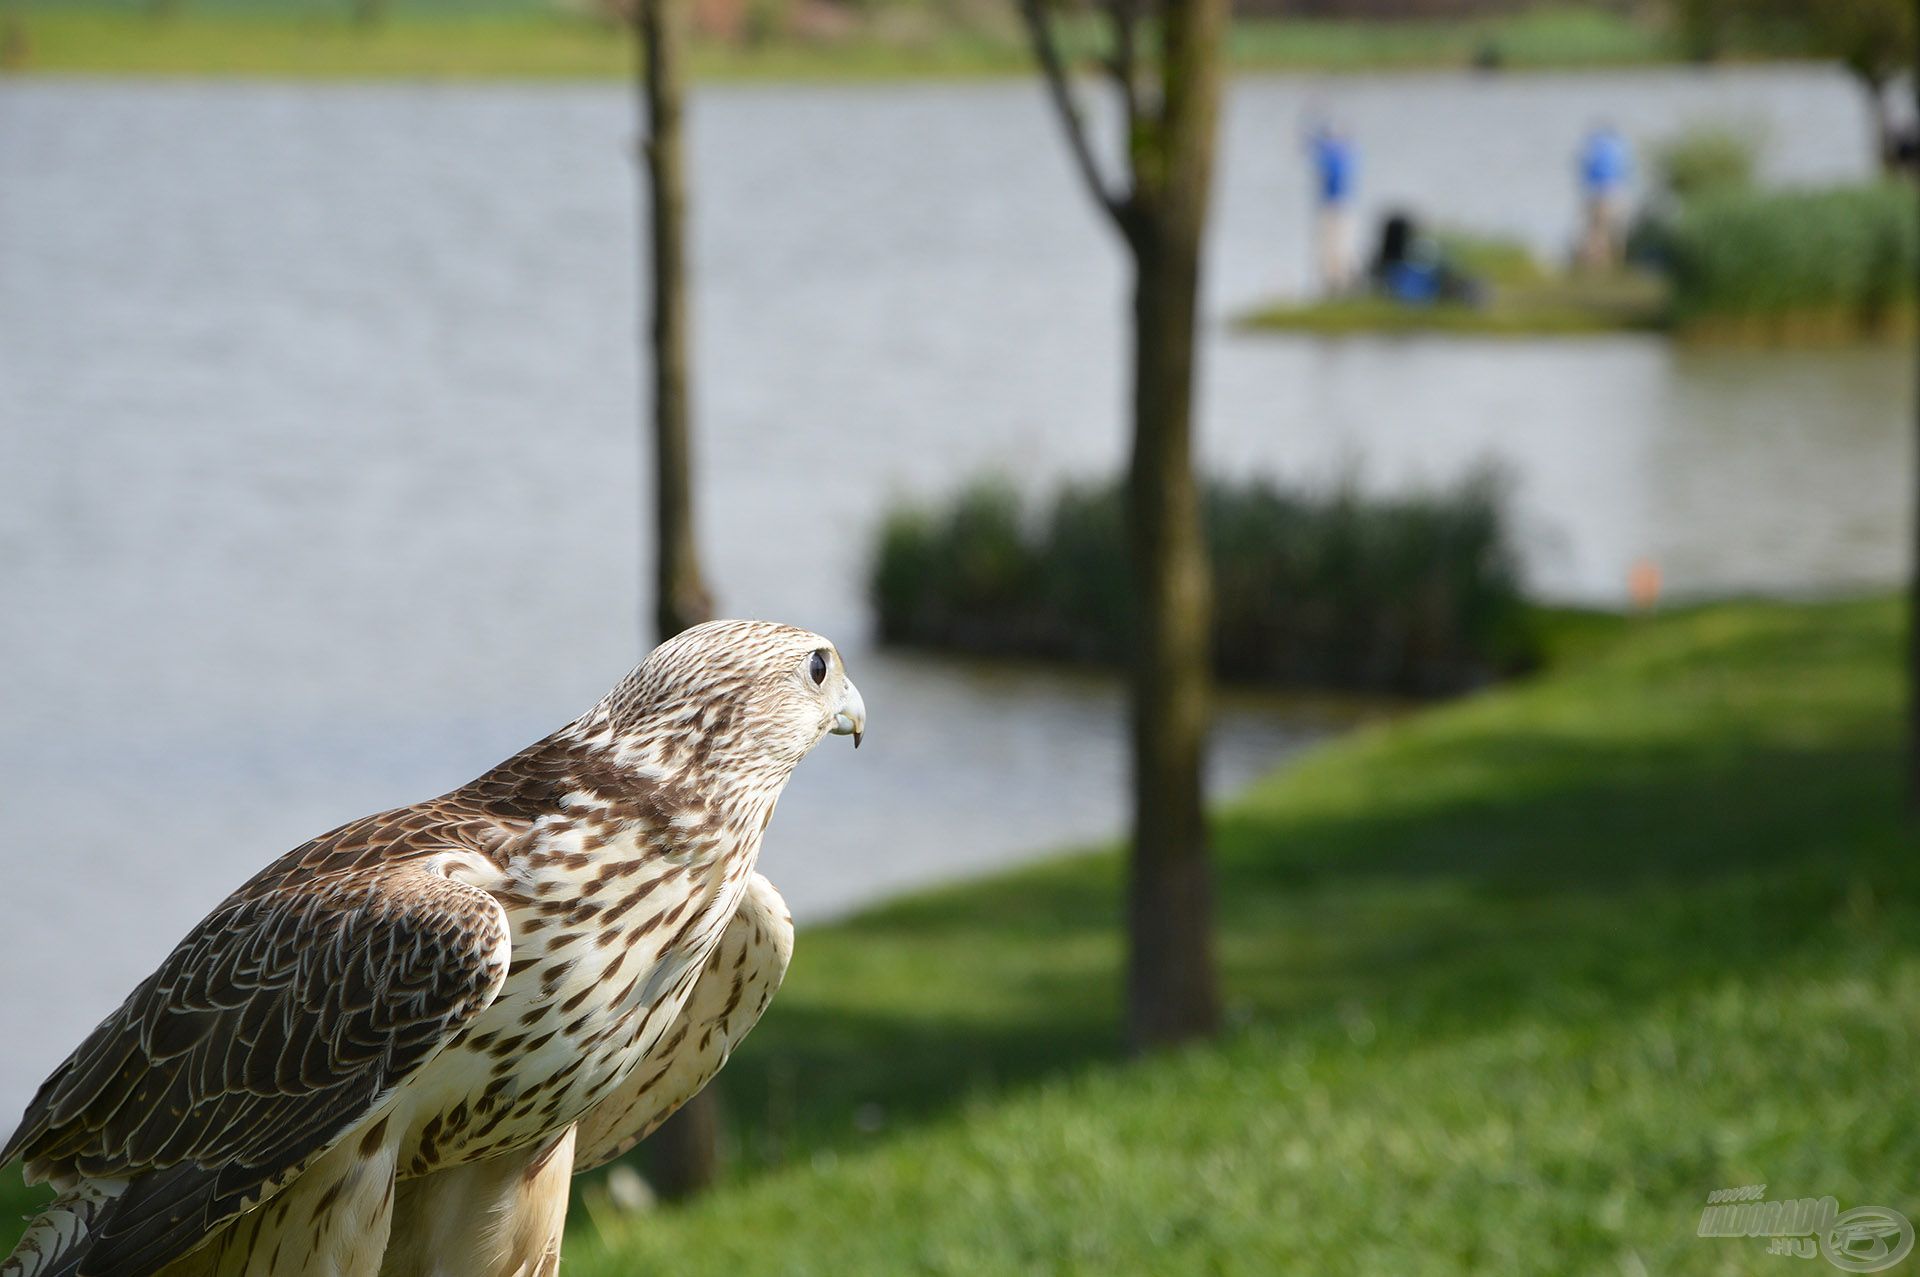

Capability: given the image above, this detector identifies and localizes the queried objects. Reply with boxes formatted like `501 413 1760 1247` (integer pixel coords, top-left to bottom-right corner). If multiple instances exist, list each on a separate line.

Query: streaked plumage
2 619 864 1277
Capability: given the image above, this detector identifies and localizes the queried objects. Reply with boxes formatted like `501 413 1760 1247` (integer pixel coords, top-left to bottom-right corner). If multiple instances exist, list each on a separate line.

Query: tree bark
1018 0 1226 1051
640 0 714 642
1858 69 1897 173
1909 48 1920 815
636 0 721 1195
641 1087 722 1202
1124 225 1220 1049
1122 0 1225 1052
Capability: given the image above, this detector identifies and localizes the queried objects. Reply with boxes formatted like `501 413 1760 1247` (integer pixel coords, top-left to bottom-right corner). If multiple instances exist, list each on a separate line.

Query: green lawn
6 596 1914 1273
0 4 1753 80
1243 237 1672 339
1240 276 1671 338
1240 280 1912 343
566 596 1914 1273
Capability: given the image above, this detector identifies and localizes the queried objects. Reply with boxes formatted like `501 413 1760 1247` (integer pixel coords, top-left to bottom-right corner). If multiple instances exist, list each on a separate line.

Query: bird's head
600 619 866 779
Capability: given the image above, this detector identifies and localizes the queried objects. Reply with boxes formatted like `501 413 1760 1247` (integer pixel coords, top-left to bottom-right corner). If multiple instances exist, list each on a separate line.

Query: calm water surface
0 67 1907 1117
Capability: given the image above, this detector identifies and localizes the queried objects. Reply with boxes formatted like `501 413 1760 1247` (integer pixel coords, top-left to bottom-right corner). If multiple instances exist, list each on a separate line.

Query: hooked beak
831 679 866 748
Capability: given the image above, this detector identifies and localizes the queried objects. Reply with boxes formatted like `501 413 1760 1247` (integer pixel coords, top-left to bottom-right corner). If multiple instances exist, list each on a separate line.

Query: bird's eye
808 650 829 687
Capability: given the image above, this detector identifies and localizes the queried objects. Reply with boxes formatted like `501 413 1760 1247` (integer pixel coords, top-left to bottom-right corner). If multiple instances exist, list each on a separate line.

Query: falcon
1 619 866 1277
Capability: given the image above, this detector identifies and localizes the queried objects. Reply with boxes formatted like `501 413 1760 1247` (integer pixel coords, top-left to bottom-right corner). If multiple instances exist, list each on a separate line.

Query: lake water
0 66 1908 1120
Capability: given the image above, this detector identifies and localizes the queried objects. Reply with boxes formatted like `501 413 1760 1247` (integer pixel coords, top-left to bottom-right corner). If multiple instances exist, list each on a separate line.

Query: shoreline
0 9 1824 84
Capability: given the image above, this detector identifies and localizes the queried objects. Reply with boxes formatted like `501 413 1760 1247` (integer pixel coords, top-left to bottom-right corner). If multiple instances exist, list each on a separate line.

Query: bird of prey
1 619 865 1277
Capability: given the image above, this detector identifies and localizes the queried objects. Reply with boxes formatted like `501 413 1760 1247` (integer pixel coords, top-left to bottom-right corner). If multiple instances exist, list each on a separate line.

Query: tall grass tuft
872 472 1537 695
1651 182 1916 336
1651 125 1757 201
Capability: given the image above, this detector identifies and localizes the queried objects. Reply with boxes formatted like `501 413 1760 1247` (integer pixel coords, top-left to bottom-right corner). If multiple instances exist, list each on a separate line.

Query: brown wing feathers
1 860 508 1277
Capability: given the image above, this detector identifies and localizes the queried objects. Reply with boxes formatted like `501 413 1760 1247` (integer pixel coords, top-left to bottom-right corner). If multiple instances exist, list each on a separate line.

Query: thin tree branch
1017 0 1131 232
1102 0 1143 142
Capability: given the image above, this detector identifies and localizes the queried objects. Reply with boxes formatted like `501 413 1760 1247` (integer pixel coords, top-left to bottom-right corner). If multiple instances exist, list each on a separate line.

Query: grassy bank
1246 182 1917 343
563 595 1913 1272
1243 272 1670 337
0 4 1755 80
6 596 1913 1270
1243 228 1673 339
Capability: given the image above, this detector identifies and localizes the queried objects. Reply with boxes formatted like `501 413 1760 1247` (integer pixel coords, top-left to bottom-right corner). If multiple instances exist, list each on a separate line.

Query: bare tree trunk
1017 0 1226 1050
635 0 720 1196
640 0 714 643
1124 226 1219 1049
1122 0 1225 1052
1909 52 1920 815
641 1085 722 1201
1859 69 1897 173
1910 348 1920 811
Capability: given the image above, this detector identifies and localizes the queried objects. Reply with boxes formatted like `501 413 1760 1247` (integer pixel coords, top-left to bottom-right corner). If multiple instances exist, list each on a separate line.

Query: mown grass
0 3 1749 80
1242 271 1670 338
4 11 1038 80
1242 226 1673 338
6 596 1914 1272
559 595 1915 1273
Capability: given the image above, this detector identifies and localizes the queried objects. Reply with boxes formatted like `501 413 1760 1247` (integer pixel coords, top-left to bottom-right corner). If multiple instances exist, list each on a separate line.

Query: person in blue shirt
1307 122 1357 294
1577 122 1632 271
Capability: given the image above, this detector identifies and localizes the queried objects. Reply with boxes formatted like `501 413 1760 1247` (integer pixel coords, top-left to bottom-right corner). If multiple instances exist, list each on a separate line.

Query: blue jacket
1580 130 1630 195
1312 133 1355 205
